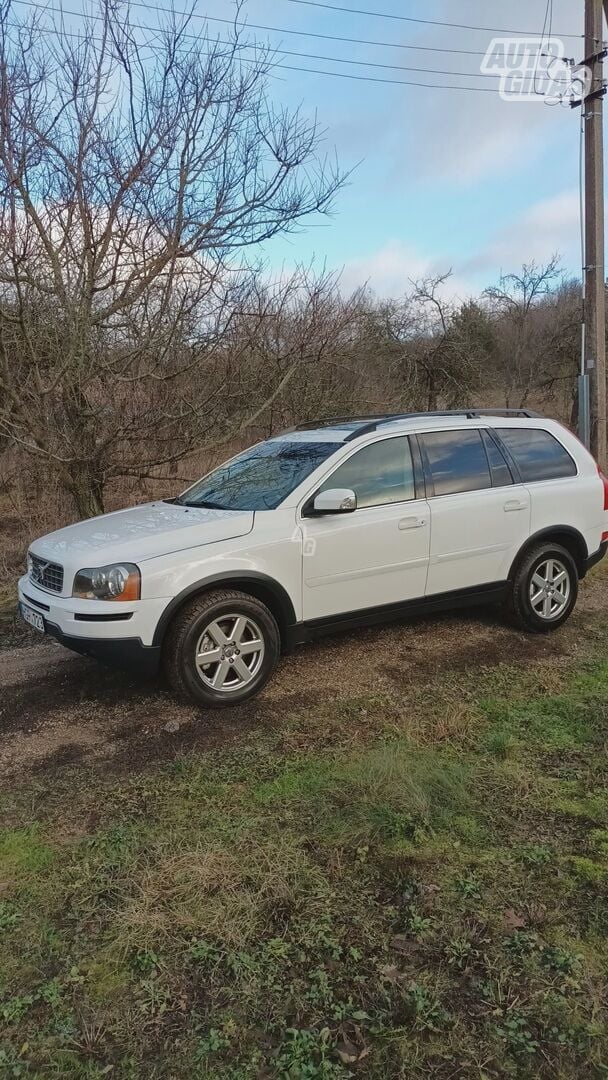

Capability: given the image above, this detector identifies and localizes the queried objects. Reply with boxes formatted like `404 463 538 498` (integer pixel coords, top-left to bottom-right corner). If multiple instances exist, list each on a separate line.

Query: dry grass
117 836 328 949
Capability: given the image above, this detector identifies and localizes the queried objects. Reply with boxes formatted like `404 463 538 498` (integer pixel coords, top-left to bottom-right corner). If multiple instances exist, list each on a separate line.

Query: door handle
504 500 527 512
399 516 428 530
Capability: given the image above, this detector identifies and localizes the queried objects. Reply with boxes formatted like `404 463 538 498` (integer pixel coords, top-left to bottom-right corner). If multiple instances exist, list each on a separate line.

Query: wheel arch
152 572 297 649
508 527 588 581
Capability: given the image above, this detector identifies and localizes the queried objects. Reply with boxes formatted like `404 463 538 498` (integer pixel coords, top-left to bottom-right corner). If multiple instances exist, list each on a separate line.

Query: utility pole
583 0 607 467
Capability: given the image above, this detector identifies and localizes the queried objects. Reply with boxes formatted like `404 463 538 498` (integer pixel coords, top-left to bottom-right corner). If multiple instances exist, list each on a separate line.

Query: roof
279 409 545 444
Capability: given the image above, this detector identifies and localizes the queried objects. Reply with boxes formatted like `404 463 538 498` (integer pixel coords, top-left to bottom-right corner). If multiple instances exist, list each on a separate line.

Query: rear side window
482 430 513 487
421 429 491 496
496 428 577 483
319 436 415 508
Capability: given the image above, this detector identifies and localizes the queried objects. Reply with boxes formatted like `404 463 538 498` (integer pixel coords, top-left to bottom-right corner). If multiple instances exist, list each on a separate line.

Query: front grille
29 554 64 593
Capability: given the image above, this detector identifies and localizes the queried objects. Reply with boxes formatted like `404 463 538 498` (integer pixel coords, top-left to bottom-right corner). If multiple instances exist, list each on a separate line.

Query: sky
220 0 587 300
13 0 589 301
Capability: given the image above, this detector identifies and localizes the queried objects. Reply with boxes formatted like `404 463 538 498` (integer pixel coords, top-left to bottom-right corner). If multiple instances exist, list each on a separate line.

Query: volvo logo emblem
32 560 48 582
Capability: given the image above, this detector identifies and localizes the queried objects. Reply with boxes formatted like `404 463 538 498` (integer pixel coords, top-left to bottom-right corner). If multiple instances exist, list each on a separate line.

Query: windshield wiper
173 497 228 510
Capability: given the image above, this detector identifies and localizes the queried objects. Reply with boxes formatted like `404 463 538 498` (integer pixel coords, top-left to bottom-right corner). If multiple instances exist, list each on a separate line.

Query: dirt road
1 572 606 781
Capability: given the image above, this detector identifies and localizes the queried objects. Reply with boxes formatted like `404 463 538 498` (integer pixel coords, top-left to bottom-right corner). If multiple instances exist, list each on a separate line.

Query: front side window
179 438 339 511
495 428 577 483
421 429 491 496
319 436 416 508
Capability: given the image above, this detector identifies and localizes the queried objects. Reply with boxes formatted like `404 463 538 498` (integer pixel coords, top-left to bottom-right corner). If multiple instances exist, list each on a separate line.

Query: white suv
18 410 608 706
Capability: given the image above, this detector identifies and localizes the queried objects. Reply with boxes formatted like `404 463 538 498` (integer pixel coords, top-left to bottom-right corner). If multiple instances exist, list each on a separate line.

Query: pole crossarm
571 83 607 106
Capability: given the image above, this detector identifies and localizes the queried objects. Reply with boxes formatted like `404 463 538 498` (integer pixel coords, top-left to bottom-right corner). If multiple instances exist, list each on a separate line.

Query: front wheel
162 589 281 706
509 543 578 633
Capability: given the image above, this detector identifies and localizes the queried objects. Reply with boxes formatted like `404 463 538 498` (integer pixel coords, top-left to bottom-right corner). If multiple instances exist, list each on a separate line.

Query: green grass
2 652 608 1077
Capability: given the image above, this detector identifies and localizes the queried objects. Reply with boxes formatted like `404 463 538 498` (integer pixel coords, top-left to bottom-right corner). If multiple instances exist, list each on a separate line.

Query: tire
509 542 578 633
162 589 281 706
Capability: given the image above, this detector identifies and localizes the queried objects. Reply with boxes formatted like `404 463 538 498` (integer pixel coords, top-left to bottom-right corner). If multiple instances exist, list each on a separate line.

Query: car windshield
177 438 339 511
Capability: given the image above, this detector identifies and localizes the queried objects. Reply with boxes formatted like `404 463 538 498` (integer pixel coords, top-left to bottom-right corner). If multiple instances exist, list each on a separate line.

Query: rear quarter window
496 428 577 483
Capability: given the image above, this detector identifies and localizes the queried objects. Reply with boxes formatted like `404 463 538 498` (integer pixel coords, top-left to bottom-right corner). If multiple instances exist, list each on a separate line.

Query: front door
300 435 431 621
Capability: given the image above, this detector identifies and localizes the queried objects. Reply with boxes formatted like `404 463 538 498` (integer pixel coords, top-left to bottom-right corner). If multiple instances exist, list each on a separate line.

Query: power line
268 61 499 90
4 18 162 61
6 12 506 92
9 5 562 95
273 0 582 39
84 24 512 78
10 0 504 58
249 48 500 79
3 5 510 80
11 0 564 92
533 0 552 95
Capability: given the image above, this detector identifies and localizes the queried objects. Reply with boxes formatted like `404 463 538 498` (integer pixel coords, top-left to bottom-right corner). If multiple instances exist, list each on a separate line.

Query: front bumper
43 620 160 676
18 575 163 676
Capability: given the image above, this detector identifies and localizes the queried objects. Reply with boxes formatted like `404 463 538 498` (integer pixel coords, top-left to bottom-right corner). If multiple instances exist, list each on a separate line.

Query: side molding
285 580 509 647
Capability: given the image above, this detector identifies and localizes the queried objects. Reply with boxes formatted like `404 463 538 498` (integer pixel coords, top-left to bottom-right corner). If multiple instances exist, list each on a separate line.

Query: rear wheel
509 543 578 633
162 589 281 706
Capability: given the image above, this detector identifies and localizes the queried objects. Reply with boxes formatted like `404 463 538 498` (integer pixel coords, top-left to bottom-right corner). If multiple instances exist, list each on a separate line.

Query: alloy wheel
529 558 571 621
195 613 265 692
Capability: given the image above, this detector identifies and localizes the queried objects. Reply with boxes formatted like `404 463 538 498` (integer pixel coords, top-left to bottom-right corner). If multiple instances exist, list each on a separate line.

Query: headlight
72 563 141 601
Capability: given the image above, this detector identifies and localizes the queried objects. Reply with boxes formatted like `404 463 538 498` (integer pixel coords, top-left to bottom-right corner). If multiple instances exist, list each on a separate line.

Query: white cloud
336 189 581 301
339 240 477 300
408 97 550 186
464 190 580 274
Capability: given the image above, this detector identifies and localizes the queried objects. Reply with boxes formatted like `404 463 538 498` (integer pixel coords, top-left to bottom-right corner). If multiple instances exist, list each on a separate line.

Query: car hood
30 502 254 570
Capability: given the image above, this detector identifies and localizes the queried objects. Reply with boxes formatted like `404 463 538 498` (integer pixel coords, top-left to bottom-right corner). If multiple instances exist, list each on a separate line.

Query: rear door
420 427 531 595
493 425 598 547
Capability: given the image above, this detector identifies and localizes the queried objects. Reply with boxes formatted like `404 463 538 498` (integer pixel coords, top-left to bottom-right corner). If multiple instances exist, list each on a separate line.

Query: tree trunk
65 463 105 518
426 370 438 411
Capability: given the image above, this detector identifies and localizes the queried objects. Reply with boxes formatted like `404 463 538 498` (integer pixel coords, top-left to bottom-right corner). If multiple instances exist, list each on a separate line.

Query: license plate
20 601 45 634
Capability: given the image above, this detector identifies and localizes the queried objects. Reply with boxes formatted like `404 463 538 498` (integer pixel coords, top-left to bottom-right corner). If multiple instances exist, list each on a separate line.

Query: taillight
599 467 608 512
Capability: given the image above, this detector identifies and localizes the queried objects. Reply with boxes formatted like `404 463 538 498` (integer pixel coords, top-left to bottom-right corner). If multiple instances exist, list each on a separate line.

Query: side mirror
312 488 357 514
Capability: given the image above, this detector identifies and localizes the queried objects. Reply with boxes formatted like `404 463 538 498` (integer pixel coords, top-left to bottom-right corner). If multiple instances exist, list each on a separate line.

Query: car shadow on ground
0 594 597 781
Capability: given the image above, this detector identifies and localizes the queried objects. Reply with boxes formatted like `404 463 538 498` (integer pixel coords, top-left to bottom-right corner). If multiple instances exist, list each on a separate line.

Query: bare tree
0 0 343 515
483 258 579 411
408 274 488 409
225 268 376 435
359 274 485 412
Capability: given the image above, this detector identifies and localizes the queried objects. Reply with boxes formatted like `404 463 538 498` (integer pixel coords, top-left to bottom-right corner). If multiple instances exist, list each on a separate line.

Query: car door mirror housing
311 488 357 514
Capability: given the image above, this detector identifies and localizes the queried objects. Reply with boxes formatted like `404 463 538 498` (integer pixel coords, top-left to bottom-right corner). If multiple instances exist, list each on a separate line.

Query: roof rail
284 414 389 433
341 408 543 441
279 408 542 440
